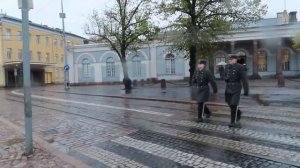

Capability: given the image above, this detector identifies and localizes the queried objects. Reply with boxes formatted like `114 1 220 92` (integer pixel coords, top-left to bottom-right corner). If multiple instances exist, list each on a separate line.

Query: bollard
133 80 138 87
161 79 166 89
277 74 285 87
140 79 145 86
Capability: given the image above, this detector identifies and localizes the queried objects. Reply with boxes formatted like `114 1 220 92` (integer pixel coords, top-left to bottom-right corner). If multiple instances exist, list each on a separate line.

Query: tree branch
125 0 144 28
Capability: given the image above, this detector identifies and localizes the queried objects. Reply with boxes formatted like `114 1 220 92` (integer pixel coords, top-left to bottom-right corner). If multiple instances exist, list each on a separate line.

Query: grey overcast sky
0 0 300 38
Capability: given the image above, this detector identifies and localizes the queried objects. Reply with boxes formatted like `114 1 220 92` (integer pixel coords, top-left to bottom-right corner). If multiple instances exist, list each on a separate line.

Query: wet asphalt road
1 86 300 168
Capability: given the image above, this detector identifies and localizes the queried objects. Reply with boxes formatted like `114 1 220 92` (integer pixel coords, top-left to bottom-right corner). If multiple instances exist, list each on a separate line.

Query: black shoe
228 123 241 128
206 111 212 119
237 111 242 122
197 118 204 123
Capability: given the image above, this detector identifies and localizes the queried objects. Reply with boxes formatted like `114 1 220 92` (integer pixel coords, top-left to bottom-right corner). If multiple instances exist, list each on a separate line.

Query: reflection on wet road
0 88 299 168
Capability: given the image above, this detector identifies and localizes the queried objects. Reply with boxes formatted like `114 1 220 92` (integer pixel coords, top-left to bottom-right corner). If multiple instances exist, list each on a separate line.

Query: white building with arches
67 11 300 85
67 43 189 85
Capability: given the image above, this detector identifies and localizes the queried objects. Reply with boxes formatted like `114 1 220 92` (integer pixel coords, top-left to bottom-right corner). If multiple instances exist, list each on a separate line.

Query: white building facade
67 12 300 85
67 43 190 85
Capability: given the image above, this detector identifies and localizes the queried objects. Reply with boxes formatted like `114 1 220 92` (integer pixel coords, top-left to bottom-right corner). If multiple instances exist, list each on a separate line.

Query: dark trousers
198 103 211 119
230 105 242 123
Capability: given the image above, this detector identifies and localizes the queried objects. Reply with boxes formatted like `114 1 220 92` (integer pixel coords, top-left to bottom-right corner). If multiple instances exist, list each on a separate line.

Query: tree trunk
189 45 197 85
252 40 261 79
208 56 215 76
121 57 132 91
276 48 285 87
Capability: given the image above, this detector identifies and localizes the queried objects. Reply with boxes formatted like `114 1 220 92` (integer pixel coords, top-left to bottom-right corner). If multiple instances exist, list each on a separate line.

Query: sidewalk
42 78 300 108
0 117 87 168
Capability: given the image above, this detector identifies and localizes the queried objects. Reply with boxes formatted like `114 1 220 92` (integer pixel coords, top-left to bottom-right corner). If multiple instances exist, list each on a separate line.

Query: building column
0 66 5 87
276 40 285 87
74 64 79 84
94 63 101 83
230 41 235 53
150 44 157 79
252 40 261 79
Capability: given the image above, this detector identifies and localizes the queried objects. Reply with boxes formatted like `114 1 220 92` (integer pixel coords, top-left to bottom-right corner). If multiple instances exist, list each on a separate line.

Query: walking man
219 65 225 80
225 55 249 128
192 61 218 123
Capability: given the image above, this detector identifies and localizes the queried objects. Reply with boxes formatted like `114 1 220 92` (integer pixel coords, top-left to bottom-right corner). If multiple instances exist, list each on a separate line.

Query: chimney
83 39 89 44
289 11 297 23
277 10 289 24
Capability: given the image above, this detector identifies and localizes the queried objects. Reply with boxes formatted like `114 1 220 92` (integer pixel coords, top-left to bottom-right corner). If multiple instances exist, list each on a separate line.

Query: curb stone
45 89 248 108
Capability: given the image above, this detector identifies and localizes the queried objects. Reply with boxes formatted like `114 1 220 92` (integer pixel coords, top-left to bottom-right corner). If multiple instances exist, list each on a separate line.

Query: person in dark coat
225 55 249 128
192 61 218 123
219 65 225 80
238 58 248 71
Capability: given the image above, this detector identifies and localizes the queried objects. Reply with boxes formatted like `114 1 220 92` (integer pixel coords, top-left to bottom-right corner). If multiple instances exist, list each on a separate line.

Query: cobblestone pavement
1 86 300 168
0 119 74 168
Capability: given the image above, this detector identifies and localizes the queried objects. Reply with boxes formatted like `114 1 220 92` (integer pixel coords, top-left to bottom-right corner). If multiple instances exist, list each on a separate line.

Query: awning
3 61 56 69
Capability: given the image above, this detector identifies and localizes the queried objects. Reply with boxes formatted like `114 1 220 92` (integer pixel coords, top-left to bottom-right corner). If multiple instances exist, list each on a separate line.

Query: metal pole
15 75 17 88
60 0 69 91
21 0 33 155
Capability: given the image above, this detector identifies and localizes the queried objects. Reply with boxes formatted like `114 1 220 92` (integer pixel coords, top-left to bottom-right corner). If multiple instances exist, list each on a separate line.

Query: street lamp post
18 0 33 155
60 0 69 91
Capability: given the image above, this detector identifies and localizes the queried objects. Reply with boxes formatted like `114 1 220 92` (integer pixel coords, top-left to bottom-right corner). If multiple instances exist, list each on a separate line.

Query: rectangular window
55 69 58 78
36 35 41 44
106 63 115 77
60 40 64 48
18 49 22 60
166 59 175 74
133 61 142 77
281 49 290 71
83 64 89 77
46 53 50 62
17 31 22 40
45 37 49 46
6 48 12 59
37 52 42 62
60 70 64 79
282 61 290 71
54 54 58 63
258 51 267 72
5 29 11 39
54 39 58 47
29 50 32 61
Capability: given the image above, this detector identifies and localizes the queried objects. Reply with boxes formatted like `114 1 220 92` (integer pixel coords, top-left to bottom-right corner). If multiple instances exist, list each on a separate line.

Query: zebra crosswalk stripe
176 120 300 147
147 126 300 166
75 146 149 168
113 136 241 168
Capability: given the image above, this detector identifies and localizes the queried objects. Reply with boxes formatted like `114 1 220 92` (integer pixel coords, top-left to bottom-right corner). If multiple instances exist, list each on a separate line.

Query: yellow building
0 14 85 87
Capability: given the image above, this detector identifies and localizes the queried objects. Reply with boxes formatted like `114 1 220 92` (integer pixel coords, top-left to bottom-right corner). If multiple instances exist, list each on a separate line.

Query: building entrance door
45 72 52 84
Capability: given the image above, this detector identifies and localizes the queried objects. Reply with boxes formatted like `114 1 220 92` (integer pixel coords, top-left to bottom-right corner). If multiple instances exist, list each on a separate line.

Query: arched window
258 50 267 72
132 56 142 77
165 54 175 74
106 57 115 77
281 49 290 71
82 58 90 77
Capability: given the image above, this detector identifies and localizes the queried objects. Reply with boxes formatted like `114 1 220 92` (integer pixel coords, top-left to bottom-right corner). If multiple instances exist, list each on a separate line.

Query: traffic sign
64 64 70 71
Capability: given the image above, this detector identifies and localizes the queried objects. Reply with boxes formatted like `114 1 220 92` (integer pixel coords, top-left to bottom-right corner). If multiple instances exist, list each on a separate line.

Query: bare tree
85 0 159 90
